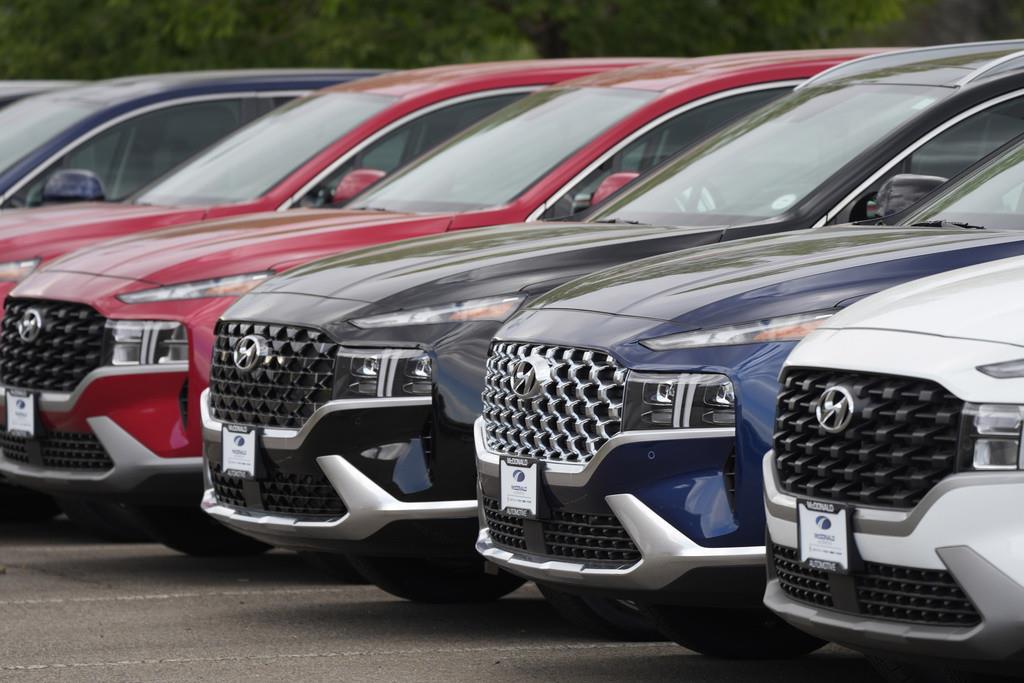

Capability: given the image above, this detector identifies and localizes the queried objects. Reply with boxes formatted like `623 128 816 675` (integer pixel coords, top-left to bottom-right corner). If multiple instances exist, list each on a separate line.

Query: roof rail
797 39 1024 90
956 49 1024 86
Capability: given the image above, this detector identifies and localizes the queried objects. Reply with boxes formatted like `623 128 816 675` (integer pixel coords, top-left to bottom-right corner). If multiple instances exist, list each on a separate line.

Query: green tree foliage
0 0 916 78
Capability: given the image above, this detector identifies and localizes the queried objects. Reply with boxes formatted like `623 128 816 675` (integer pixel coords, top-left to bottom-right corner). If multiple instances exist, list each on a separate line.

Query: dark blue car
0 69 379 209
477 138 1024 657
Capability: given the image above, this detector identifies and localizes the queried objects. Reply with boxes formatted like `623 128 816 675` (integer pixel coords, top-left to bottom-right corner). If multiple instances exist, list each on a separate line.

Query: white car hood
818 254 1024 347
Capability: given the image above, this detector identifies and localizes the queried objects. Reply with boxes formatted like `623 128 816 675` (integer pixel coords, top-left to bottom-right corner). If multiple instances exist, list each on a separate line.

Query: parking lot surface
0 518 878 682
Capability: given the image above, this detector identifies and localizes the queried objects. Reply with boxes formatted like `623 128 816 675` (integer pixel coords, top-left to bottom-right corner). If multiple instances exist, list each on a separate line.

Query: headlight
0 258 40 282
640 312 833 350
622 371 735 430
117 272 273 304
977 358 1024 378
960 403 1024 470
335 347 432 398
105 320 188 366
350 295 525 329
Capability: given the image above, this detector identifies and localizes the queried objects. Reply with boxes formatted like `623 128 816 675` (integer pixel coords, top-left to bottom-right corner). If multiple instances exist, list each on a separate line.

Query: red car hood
0 203 207 261
43 208 453 285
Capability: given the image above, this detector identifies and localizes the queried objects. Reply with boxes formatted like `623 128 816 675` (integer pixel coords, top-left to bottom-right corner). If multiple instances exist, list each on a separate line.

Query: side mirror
41 169 105 204
591 171 641 207
332 168 387 205
874 173 947 217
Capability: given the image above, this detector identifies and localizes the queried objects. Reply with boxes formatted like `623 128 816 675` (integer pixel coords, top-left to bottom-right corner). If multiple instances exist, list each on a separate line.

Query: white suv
762 255 1024 680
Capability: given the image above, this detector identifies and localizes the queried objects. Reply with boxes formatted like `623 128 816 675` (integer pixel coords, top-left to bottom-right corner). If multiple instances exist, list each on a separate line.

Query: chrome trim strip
278 87 538 210
200 387 431 448
956 48 1024 86
476 493 763 590
526 81 803 222
0 91 306 206
824 88 1024 224
474 416 733 488
202 453 476 542
0 364 187 413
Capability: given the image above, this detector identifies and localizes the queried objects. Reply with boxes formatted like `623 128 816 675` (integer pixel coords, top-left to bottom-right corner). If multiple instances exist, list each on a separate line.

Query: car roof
0 80 81 99
800 39 1024 88
328 58 655 98
561 49 886 92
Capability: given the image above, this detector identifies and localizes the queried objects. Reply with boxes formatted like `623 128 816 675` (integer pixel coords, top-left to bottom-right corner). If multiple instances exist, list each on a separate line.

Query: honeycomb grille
481 342 625 463
211 464 346 518
774 368 962 509
209 321 339 430
0 299 106 392
772 544 834 607
0 428 113 470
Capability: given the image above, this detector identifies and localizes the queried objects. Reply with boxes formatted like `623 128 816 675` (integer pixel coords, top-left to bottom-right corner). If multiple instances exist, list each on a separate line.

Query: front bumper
474 418 765 603
0 368 200 504
764 450 1024 665
200 390 478 555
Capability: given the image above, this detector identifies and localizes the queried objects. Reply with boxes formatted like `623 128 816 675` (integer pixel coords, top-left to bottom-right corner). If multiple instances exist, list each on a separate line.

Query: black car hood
239 221 730 319
528 226 1024 331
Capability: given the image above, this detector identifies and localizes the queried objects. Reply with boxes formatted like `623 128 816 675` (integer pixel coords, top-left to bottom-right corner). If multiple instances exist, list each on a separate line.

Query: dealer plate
499 456 539 518
221 425 257 478
6 391 35 437
798 499 850 574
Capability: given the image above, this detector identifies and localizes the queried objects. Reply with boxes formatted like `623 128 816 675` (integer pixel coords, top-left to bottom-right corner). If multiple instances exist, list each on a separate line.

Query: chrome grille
481 341 625 463
0 299 106 392
0 428 113 470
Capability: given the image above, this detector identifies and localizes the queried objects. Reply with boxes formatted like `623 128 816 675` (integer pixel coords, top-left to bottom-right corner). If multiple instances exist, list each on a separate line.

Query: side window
834 96 1024 222
296 92 526 208
7 99 246 207
540 88 787 220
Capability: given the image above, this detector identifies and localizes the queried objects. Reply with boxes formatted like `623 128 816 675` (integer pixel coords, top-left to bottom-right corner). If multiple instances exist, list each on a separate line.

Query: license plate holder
6 390 36 437
499 456 540 519
221 425 259 479
797 499 851 574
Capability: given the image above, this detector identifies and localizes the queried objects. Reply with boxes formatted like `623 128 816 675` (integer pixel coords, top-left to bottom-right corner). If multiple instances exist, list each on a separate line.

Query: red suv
0 51 875 555
0 59 647 304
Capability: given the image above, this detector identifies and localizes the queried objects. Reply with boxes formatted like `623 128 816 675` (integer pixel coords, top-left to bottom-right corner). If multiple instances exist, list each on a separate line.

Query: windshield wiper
592 217 647 225
910 219 986 230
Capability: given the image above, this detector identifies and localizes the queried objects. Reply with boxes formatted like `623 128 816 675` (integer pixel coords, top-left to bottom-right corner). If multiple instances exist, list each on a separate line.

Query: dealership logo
510 354 551 399
233 435 245 447
815 385 855 434
512 469 526 483
815 515 832 530
16 308 43 343
15 399 25 409
233 335 268 372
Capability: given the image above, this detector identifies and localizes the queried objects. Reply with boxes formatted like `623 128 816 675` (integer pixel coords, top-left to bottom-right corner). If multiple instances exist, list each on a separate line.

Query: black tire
645 604 826 659
129 504 271 557
55 496 152 542
537 583 664 641
868 656 1014 683
347 555 525 603
297 551 369 584
0 482 59 521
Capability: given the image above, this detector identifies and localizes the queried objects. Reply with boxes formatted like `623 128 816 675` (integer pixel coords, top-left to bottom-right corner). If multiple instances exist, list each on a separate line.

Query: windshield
135 91 396 206
351 87 657 213
0 95 104 175
592 84 950 227
906 142 1024 230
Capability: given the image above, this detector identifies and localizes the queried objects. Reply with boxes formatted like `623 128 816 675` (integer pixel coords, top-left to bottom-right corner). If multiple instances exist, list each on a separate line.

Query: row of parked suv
2 41 1024 681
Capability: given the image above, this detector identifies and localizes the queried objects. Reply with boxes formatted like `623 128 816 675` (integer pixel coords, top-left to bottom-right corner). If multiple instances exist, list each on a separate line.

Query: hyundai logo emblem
16 308 43 343
512 469 526 483
233 435 245 447
815 515 832 530
233 334 269 372
816 385 855 434
510 354 551 399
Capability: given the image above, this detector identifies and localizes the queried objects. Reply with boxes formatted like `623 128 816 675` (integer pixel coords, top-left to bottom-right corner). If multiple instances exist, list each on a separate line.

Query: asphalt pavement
0 517 880 682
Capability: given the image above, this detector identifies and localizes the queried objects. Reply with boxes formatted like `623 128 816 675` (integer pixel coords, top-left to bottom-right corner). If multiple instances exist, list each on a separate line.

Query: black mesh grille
774 368 963 509
0 299 106 392
0 428 113 470
209 321 339 429
771 545 980 626
482 497 641 565
211 464 346 517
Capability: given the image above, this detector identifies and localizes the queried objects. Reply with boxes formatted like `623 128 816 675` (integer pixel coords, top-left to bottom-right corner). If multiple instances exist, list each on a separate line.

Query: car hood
246 221 727 315
528 226 1024 332
818 254 1024 346
44 208 444 285
0 202 202 260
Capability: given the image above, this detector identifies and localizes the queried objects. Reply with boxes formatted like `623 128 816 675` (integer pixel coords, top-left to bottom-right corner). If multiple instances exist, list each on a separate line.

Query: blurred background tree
0 0 1017 78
